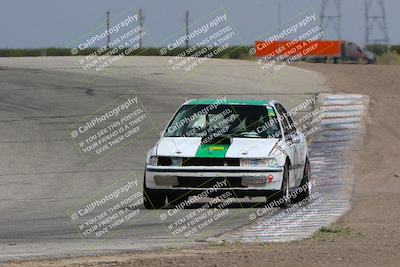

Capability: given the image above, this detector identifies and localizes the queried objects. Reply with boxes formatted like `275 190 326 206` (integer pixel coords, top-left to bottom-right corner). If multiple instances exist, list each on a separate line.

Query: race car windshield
164 104 282 138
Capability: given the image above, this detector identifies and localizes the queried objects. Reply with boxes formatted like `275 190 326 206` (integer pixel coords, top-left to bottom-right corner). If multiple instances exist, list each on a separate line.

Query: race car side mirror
286 133 300 144
292 134 301 143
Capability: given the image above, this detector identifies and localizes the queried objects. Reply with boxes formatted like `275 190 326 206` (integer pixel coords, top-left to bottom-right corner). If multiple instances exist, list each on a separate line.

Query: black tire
292 158 311 203
143 175 166 209
267 161 290 207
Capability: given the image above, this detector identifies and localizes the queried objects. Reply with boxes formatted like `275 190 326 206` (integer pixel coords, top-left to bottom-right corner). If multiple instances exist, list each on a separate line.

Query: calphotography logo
66 176 143 240
68 7 154 83
158 7 243 82
67 93 156 164
158 180 233 239
252 8 330 77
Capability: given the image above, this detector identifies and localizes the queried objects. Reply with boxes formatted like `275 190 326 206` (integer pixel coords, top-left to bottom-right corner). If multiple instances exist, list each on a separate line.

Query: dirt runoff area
7 63 400 267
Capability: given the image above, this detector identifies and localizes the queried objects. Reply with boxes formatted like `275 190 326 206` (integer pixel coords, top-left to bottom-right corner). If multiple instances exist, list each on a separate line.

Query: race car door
275 103 299 188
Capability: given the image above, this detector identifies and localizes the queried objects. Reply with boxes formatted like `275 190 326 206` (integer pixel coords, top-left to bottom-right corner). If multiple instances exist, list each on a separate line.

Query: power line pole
185 11 189 49
365 0 389 45
320 0 342 39
138 8 144 49
106 10 110 49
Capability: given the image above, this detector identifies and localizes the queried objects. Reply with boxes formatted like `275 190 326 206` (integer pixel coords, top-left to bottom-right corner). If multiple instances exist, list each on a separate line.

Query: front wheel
292 158 311 203
267 161 290 207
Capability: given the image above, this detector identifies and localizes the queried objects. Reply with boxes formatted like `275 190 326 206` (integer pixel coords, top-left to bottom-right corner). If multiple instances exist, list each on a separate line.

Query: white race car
143 99 310 209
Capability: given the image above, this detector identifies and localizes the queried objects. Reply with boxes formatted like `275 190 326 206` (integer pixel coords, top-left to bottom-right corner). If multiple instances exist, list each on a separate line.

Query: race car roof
187 98 270 106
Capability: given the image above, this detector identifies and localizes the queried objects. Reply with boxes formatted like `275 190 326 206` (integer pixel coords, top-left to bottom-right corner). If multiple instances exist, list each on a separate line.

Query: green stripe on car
195 144 230 158
188 98 269 106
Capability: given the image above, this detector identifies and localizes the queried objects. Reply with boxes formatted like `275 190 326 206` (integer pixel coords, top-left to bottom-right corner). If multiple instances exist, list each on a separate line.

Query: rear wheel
292 158 311 203
143 176 166 209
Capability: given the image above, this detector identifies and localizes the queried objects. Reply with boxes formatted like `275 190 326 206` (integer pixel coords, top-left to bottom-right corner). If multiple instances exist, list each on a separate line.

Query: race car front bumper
145 165 284 194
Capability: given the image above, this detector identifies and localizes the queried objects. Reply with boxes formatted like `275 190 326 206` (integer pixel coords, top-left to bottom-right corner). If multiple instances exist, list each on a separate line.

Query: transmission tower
365 0 389 45
320 0 342 39
106 10 110 49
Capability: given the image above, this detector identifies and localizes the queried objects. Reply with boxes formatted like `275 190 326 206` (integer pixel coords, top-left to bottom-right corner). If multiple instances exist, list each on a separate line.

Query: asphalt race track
0 57 365 261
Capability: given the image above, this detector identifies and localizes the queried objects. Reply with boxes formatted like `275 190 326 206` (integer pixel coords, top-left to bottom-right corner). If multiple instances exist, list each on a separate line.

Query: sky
1 0 399 48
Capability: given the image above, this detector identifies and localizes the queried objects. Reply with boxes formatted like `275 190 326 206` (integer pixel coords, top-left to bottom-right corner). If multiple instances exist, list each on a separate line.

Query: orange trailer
255 40 344 58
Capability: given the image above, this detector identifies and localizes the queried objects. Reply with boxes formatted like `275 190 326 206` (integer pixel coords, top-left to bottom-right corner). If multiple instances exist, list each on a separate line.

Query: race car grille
157 157 240 166
158 157 173 166
174 177 244 188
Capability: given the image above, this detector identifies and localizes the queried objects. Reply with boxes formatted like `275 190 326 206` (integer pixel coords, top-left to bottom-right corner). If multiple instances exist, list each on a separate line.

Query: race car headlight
240 158 279 168
149 156 158 166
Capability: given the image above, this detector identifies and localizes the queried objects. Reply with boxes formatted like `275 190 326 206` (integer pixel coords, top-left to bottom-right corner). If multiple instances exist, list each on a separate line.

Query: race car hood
156 137 280 158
